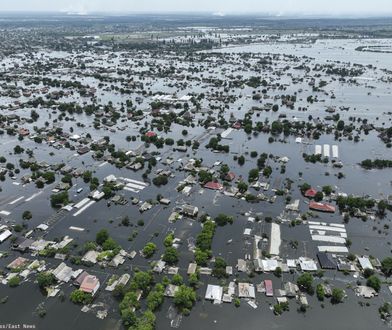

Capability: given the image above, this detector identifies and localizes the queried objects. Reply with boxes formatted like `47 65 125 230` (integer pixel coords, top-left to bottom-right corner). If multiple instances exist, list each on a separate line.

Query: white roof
0 230 12 243
205 284 223 302
36 224 49 231
299 257 318 271
358 257 373 270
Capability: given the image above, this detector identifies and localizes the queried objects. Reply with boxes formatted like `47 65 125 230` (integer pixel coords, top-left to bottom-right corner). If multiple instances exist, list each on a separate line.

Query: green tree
96 229 109 245
381 257 392 277
8 276 20 287
37 272 56 289
146 284 165 311
143 242 157 258
174 285 196 313
162 247 178 265
367 275 381 292
297 273 314 294
70 289 93 304
331 288 345 304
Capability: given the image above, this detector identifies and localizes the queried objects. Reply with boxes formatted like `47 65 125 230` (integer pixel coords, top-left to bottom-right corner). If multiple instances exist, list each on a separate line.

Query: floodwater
0 37 391 330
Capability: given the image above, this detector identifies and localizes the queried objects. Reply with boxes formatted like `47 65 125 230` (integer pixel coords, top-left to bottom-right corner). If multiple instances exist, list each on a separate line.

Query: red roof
204 181 223 190
232 122 241 129
304 188 318 198
225 172 236 181
309 201 336 213
145 131 157 138
80 275 100 294
264 280 273 296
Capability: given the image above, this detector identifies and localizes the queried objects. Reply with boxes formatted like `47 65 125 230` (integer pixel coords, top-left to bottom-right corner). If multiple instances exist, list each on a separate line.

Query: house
52 262 73 283
204 181 223 190
284 282 299 297
309 201 336 213
0 229 12 243
299 257 318 271
232 121 241 129
7 257 29 270
80 275 100 296
264 280 273 297
74 271 89 287
224 172 236 182
238 283 256 299
181 204 198 217
145 131 157 138
77 146 90 155
12 237 34 252
187 263 197 275
164 284 180 297
205 285 223 303
304 188 318 198
153 260 166 273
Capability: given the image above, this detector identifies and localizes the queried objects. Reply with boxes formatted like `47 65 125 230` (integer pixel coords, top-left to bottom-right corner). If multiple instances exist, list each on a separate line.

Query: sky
1 0 392 16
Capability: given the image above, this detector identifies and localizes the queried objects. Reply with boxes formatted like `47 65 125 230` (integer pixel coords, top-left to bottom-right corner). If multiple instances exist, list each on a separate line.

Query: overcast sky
1 0 392 16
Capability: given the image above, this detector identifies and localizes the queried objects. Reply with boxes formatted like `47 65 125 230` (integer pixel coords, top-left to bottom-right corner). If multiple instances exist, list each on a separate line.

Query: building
304 188 318 198
204 181 223 190
205 284 223 303
181 204 198 217
264 280 273 297
238 283 256 299
317 253 337 270
309 201 336 213
80 275 100 296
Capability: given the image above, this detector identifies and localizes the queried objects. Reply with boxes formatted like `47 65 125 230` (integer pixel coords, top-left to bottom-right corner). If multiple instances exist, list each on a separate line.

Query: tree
8 276 20 287
22 210 32 220
214 214 233 226
171 274 183 285
212 257 227 278
316 284 325 301
131 271 154 291
381 257 392 277
194 248 209 266
174 285 196 313
146 284 165 311
367 275 381 292
237 181 248 194
70 289 93 305
50 192 69 208
152 175 168 186
331 288 345 304
322 185 333 196
297 273 314 294
238 155 245 166
248 168 259 182
102 237 119 251
130 310 155 330
37 272 56 289
162 247 178 265
314 191 324 202
188 273 200 288
273 267 282 278
164 233 174 247
143 242 157 258
337 120 345 131
96 229 109 245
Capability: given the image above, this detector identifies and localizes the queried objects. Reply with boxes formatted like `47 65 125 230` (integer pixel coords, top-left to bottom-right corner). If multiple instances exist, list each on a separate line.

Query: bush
8 276 20 287
70 289 93 305
367 275 381 292
162 247 178 265
143 243 157 258
331 288 345 304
